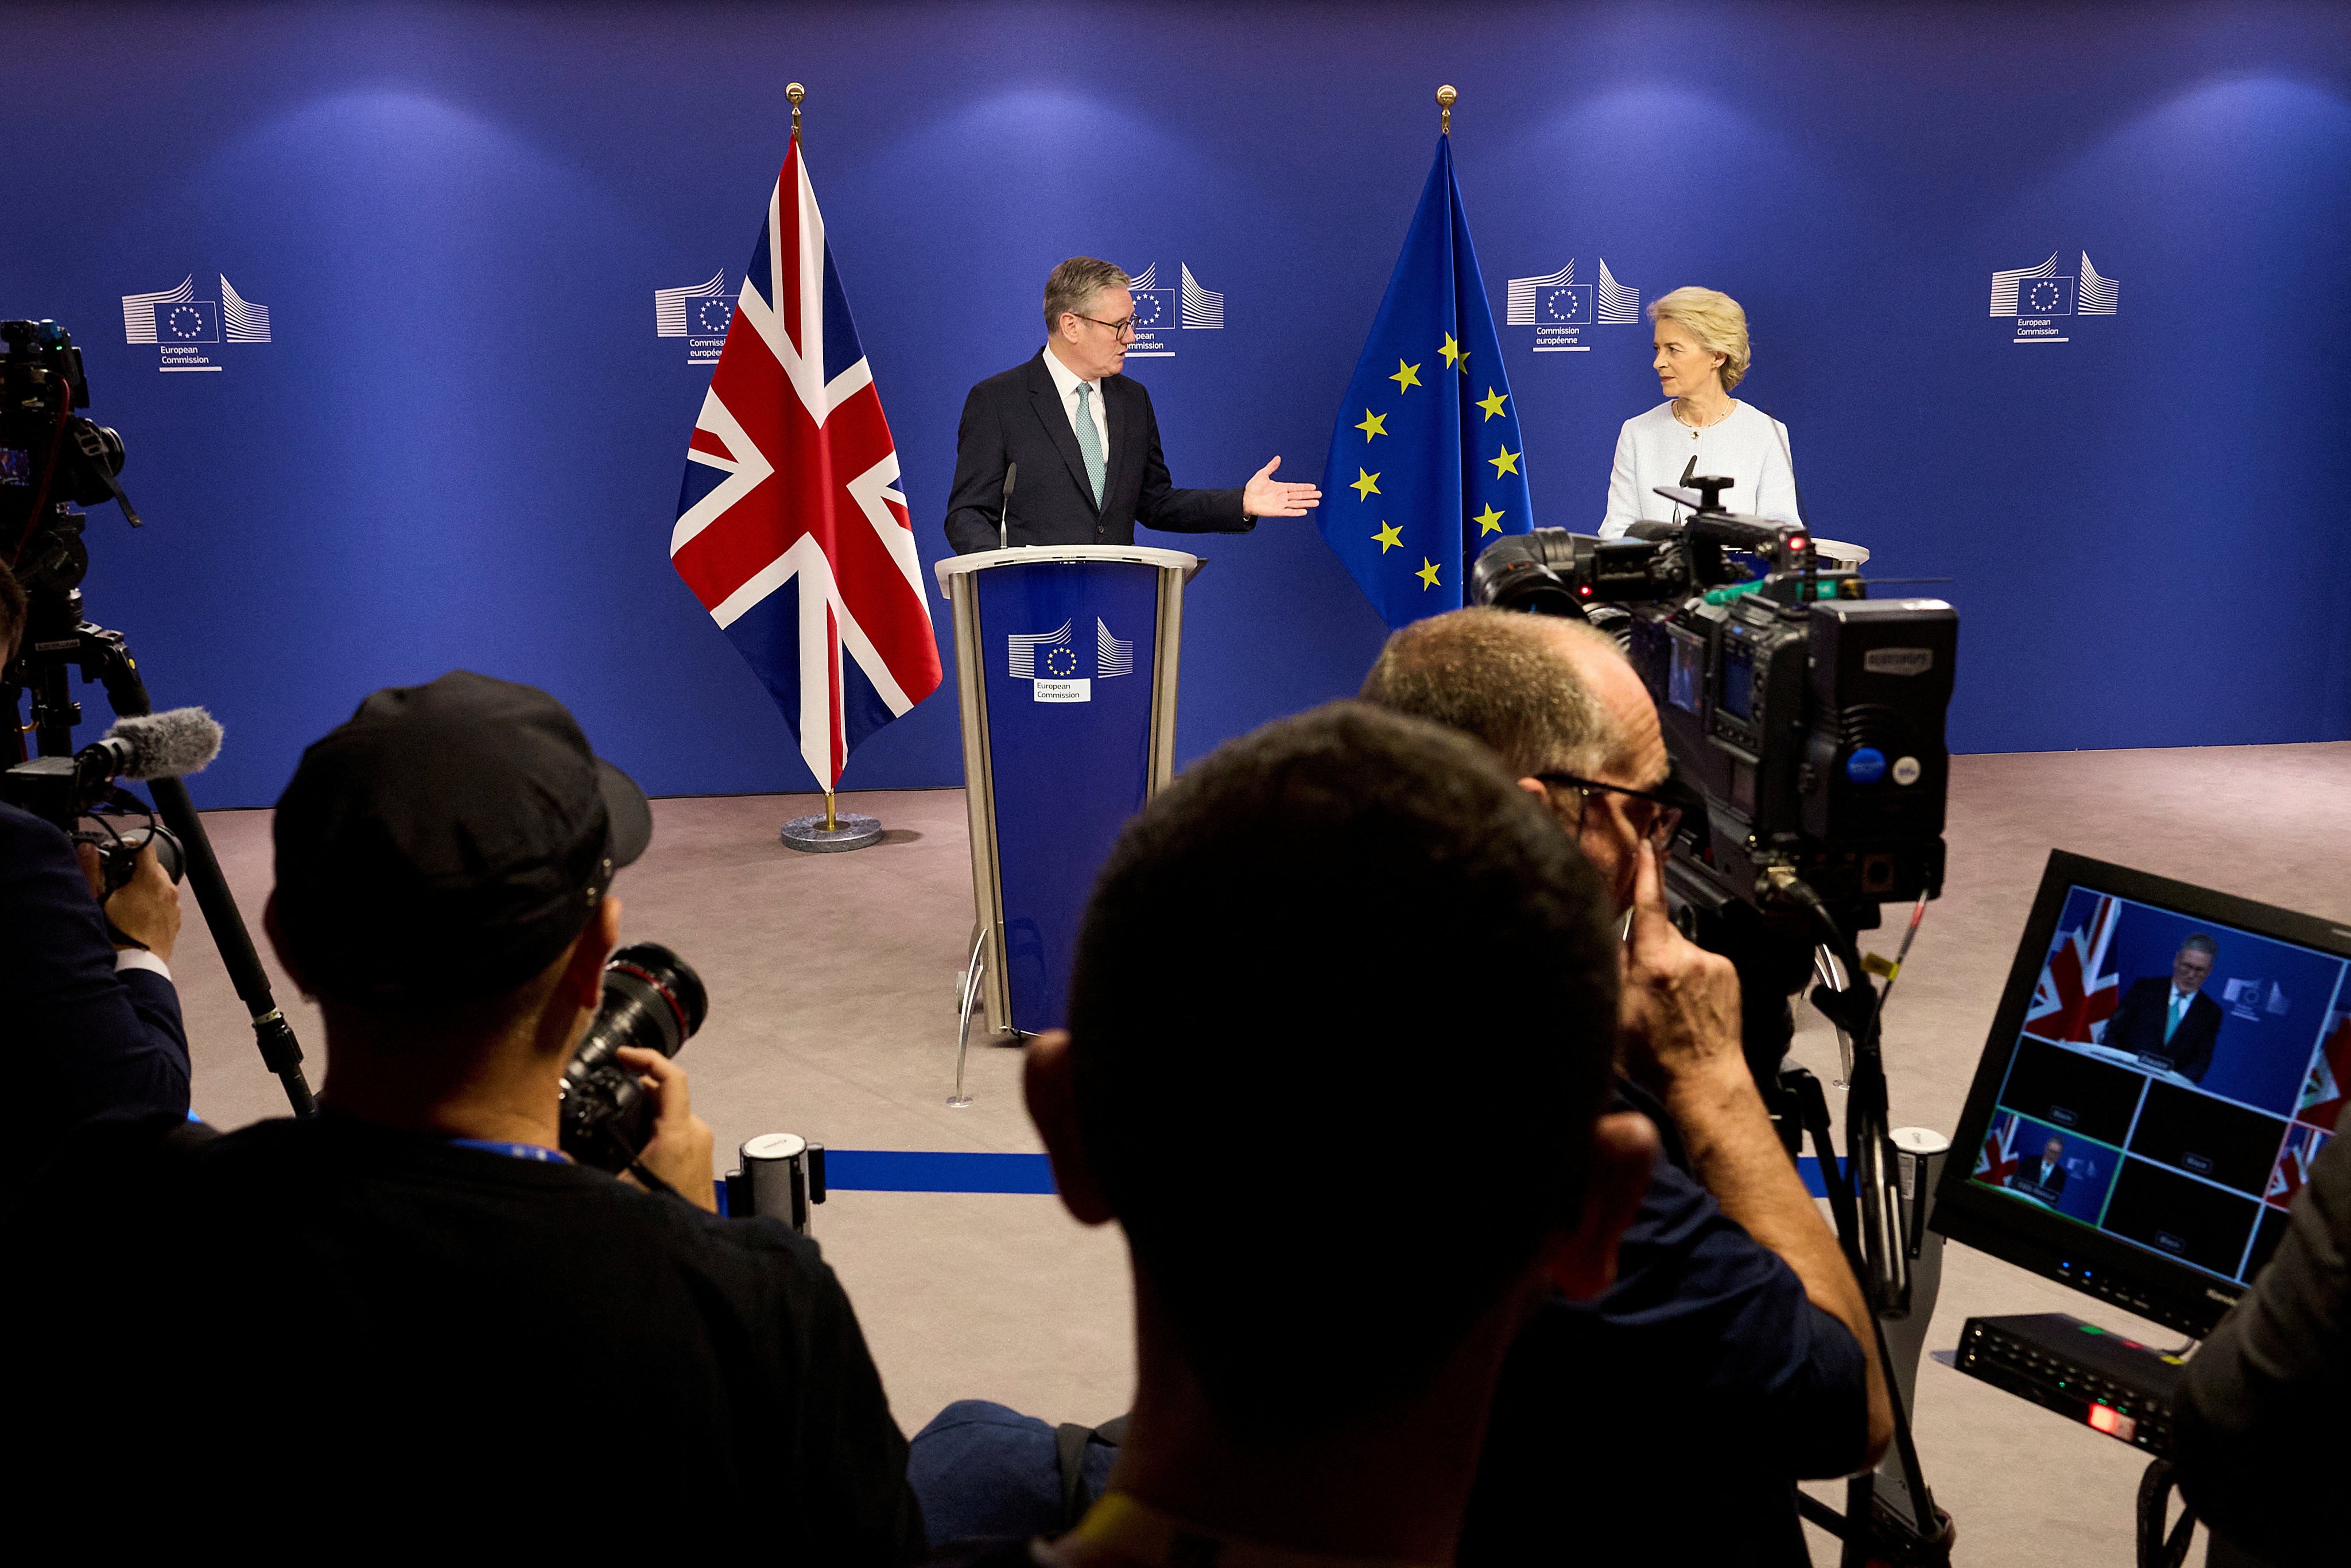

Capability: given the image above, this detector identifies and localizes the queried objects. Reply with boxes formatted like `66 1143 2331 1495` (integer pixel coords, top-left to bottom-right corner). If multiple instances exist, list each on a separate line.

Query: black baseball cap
272 672 653 1004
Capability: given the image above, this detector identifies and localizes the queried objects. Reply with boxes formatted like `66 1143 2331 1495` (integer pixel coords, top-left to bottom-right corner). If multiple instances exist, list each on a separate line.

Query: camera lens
593 942 708 1061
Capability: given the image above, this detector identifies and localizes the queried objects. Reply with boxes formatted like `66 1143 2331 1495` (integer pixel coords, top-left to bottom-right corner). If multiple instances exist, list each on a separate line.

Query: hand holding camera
73 837 181 962
612 1046 717 1212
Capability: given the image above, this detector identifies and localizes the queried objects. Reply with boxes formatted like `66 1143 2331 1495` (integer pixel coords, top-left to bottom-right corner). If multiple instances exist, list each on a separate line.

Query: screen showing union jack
1971 885 2350 1286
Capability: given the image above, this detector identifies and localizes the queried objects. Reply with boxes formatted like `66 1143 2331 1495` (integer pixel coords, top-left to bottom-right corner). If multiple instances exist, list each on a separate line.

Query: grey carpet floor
170 740 2351 1565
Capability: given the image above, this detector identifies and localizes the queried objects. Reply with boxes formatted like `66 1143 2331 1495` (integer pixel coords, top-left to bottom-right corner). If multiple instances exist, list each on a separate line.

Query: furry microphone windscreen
103 707 223 779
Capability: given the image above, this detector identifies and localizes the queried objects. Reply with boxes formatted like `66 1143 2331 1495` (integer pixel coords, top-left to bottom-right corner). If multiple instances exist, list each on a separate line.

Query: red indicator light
2086 1404 2136 1440
1790 535 1809 552
1578 585 1592 597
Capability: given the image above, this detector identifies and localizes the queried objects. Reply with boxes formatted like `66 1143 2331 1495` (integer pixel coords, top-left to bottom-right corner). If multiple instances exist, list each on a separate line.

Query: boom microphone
86 706 223 781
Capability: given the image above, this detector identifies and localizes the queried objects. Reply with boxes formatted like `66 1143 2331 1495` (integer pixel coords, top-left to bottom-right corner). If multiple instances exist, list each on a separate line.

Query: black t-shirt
1460 1083 1869 1566
5 1110 927 1557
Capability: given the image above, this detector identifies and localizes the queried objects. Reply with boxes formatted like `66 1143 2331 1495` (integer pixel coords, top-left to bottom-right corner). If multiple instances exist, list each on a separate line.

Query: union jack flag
670 138 941 790
2027 894 2121 1044
2268 1124 2330 1209
2297 1009 2351 1131
1976 1112 2024 1189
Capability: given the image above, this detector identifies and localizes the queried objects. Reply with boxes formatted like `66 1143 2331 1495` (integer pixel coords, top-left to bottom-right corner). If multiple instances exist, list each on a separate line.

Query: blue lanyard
449 1138 571 1165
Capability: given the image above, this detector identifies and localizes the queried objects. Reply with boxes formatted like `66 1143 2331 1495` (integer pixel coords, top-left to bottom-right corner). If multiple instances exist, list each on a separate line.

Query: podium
936 545 1198 1043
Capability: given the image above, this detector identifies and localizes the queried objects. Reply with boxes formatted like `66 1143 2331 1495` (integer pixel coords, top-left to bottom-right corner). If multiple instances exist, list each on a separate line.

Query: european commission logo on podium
121 274 271 372
1120 263 1224 358
1504 259 1642 353
1989 251 2119 344
1008 617 1135 703
655 270 738 364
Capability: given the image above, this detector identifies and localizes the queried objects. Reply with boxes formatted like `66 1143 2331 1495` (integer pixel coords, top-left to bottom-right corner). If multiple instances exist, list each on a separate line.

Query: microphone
998 461 1018 550
84 707 223 782
1674 455 1696 525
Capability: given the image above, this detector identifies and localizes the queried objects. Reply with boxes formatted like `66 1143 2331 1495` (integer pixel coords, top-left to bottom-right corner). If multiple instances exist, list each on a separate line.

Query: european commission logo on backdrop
1504 259 1642 352
1989 251 2119 344
1120 263 1223 358
655 270 738 364
1007 617 1135 703
121 274 271 372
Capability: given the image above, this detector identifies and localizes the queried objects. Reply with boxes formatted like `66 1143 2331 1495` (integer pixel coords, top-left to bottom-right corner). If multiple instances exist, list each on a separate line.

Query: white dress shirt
1602 401 1800 538
1041 348 1111 457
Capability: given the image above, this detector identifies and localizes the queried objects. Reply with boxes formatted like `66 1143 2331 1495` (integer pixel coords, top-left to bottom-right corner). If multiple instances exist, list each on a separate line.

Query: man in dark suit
2103 936 2224 1083
942 257 1319 555
2010 1136 2069 1202
0 560 189 1178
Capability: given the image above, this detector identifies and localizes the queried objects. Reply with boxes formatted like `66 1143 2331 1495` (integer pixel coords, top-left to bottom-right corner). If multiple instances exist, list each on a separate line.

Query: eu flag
1320 135 1531 627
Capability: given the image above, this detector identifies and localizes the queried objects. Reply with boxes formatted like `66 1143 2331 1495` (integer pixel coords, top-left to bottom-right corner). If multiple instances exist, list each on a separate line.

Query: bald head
1359 607 1647 781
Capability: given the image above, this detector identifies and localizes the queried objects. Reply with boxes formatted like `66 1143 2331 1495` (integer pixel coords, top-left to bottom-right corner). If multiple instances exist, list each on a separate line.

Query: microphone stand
998 461 1018 550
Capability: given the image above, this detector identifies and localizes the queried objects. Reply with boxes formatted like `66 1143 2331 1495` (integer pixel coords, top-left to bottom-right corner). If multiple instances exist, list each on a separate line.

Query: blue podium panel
976 560 1163 1032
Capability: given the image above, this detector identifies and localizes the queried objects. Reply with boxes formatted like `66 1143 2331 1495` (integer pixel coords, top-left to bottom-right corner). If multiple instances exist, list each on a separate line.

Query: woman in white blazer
1601 287 1800 538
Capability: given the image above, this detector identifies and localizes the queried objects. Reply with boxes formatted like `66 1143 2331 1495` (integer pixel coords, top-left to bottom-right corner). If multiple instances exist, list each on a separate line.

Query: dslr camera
560 942 711 1171
1471 476 1956 925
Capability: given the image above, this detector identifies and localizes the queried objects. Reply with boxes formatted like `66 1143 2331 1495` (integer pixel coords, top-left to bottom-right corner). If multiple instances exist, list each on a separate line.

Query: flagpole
772 76 887 857
1436 83 1455 135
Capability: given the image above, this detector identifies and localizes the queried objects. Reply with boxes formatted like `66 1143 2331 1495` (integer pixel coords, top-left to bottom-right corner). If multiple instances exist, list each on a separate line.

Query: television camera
2 317 317 1114
1473 477 1961 1563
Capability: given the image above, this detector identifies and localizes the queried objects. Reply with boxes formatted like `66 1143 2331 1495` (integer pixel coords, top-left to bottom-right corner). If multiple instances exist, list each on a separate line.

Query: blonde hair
1648 286 1751 392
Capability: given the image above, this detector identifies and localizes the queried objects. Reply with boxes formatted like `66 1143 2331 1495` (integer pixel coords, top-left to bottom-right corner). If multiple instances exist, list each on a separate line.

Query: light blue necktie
1073 382 1106 507
2166 992 2186 1042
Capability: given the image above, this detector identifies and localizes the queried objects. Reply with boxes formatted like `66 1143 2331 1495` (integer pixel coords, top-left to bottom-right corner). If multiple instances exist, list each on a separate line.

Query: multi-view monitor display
1965 878 2348 1291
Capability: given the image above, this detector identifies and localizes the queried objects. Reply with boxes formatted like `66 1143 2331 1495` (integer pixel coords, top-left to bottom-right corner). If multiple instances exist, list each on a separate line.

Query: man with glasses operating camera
1361 607 1891 1567
942 257 1318 556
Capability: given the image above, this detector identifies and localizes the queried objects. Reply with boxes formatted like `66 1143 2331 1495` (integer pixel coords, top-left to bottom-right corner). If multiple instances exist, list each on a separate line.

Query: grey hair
1359 607 1625 778
2181 934 2218 958
1043 257 1131 334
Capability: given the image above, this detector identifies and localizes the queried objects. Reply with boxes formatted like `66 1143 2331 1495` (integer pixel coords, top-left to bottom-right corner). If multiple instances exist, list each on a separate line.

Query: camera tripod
1687 891 1956 1568
5 525 317 1116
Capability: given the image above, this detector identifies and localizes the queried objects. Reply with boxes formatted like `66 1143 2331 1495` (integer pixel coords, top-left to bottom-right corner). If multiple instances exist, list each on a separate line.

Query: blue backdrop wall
6 1 2349 808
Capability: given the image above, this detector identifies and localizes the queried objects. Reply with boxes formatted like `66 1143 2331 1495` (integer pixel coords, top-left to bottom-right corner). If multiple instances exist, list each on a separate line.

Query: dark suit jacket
1 801 189 1178
942 351 1252 556
2105 975 2223 1084
2012 1160 2067 1202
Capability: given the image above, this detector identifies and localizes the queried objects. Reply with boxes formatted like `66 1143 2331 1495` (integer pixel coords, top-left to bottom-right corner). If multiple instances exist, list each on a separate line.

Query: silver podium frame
935 544 1199 1040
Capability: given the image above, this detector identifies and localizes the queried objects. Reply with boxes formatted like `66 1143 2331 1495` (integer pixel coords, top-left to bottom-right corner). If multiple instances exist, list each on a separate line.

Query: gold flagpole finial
1436 84 1457 135
787 81 806 139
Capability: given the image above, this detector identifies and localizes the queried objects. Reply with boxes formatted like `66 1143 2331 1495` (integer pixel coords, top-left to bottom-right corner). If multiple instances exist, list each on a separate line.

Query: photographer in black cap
6 672 926 1557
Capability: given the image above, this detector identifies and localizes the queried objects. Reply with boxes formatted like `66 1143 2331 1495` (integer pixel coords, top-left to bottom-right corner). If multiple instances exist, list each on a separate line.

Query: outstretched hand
1242 456 1321 518
1617 841 1743 1091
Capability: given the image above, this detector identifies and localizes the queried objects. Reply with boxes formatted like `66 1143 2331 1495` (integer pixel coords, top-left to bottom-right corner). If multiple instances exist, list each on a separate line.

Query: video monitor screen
1937 852 2351 1334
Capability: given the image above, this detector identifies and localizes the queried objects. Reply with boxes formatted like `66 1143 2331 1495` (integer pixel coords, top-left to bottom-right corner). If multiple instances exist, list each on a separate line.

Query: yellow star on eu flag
1390 359 1422 392
1473 504 1505 535
1476 387 1508 421
1351 468 1381 500
1438 333 1465 370
1416 557 1441 589
1489 444 1521 478
1356 409 1388 441
1373 520 1402 553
